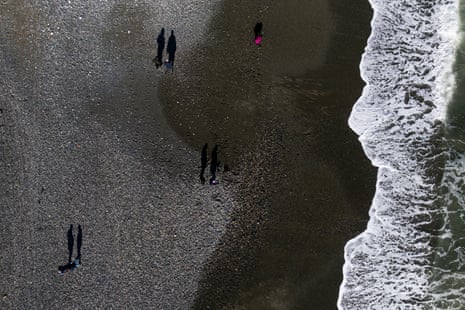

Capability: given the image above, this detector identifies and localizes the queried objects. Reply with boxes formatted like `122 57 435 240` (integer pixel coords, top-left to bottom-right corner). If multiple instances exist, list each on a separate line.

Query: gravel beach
2 1 234 308
2 0 374 309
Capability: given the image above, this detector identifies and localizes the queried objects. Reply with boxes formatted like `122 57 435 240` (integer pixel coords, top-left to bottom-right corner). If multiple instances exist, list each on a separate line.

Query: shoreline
160 0 375 308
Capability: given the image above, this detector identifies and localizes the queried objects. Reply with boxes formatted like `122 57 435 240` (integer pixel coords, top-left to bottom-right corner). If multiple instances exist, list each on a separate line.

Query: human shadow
77 224 82 261
200 143 208 184
67 224 74 262
167 30 176 71
254 22 262 37
210 145 219 185
154 28 165 68
253 22 263 46
59 224 82 274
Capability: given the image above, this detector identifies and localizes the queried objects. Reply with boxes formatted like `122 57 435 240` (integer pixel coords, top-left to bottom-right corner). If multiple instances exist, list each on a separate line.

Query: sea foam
338 0 459 308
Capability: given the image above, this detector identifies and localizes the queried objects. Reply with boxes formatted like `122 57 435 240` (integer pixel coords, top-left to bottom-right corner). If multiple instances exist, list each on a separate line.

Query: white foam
338 0 460 308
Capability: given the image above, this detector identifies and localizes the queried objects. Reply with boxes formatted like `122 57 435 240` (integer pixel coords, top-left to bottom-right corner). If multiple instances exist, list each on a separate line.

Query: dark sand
1 0 374 309
1 1 238 309
160 0 375 309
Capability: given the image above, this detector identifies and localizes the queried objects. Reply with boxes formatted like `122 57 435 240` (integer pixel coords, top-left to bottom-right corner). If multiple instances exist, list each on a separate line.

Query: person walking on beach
166 30 177 71
200 143 208 184
154 28 165 68
253 22 263 46
58 257 80 274
59 224 83 274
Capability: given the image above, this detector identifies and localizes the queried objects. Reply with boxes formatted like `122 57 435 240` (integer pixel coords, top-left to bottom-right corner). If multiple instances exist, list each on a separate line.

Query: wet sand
160 0 375 309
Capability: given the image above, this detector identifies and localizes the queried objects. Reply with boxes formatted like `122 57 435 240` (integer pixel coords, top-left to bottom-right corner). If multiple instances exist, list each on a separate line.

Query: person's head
171 30 175 36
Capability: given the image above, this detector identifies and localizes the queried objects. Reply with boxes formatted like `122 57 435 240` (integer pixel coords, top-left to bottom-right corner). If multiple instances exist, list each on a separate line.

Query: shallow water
339 0 461 308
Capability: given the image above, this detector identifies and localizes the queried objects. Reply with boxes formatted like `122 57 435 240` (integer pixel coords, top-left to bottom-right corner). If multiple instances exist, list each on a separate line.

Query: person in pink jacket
254 22 263 46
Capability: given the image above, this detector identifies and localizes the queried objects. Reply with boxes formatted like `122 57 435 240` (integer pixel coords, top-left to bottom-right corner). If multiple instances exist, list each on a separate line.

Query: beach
1 0 373 309
165 0 375 308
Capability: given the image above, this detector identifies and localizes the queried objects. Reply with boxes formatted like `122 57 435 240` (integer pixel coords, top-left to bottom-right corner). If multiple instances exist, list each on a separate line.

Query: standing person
59 224 82 274
254 22 263 46
58 258 80 274
167 30 177 71
155 28 165 68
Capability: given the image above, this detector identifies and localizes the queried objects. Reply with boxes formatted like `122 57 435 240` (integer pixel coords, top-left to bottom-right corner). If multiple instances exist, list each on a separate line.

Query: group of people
153 22 262 71
154 28 177 72
154 23 264 183
58 224 82 274
54 22 263 277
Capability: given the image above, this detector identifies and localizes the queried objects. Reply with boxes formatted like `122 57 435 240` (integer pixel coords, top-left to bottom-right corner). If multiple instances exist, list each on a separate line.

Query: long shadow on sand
67 224 74 263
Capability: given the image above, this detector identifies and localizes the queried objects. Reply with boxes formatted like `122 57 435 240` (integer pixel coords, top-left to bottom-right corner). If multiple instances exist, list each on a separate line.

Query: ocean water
338 0 463 308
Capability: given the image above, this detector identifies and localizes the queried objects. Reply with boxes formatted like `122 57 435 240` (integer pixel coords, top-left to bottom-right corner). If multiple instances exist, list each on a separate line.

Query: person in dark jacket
58 258 80 274
167 30 177 71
